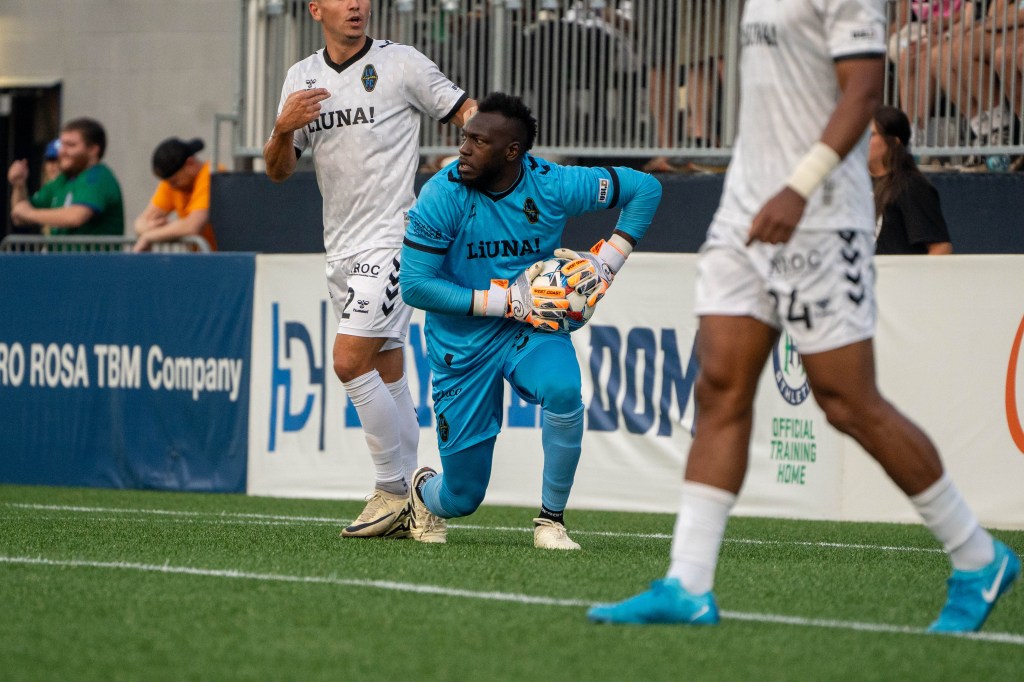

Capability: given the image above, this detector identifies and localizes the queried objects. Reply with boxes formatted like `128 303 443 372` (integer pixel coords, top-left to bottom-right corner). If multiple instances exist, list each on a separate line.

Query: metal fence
231 0 741 163
0 235 212 253
228 0 1024 166
885 0 1024 162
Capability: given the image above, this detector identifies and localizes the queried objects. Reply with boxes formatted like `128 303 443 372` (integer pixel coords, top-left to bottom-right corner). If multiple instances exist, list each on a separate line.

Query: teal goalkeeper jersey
404 155 654 372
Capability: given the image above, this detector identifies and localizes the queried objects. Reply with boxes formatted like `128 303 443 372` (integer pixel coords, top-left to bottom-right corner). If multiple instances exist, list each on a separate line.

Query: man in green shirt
7 118 124 236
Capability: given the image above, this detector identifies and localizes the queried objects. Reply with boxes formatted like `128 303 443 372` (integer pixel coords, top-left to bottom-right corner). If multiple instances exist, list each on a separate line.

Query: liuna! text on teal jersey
404 155 623 370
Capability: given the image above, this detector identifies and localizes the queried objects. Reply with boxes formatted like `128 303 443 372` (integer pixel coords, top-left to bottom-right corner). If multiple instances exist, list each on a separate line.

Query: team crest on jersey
361 65 378 92
523 198 539 224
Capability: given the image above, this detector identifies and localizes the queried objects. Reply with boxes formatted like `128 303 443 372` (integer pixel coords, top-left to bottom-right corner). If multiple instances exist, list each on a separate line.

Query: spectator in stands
133 137 218 252
263 0 477 543
41 139 61 184
642 1 732 173
35 139 63 236
934 0 1022 148
887 1 967 145
680 3 731 151
6 118 124 236
992 2 1024 167
869 106 953 254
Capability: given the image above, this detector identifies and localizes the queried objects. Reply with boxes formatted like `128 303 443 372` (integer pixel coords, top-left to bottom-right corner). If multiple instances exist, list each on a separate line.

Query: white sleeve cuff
472 280 509 317
596 233 633 274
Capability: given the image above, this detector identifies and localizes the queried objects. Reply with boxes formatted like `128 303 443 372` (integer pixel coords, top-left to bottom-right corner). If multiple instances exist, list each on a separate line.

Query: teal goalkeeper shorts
429 326 579 454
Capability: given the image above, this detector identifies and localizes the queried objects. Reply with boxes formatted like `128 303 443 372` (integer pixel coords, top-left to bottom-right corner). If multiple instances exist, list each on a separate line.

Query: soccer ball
530 257 597 333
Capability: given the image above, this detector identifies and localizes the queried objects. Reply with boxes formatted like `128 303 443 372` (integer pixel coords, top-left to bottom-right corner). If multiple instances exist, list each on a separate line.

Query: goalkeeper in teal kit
400 93 661 548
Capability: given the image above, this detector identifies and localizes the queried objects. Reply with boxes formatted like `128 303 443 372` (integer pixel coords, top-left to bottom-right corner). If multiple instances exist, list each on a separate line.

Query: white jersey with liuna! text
716 0 886 232
276 38 467 260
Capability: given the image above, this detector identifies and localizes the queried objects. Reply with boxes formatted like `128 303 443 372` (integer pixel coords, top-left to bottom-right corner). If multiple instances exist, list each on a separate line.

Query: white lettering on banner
93 344 140 389
146 345 244 402
0 342 26 386
28 343 89 388
1 342 241 399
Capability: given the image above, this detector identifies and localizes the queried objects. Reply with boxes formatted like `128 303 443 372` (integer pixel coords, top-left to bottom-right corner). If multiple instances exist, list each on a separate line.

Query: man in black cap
133 136 217 251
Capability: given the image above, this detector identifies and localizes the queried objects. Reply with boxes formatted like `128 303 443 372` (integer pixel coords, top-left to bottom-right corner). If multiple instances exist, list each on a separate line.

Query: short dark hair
62 118 108 159
152 137 205 179
477 92 537 153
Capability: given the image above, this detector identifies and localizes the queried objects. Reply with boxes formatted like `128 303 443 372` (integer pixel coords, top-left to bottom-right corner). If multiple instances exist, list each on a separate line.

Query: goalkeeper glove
554 233 634 307
471 260 568 332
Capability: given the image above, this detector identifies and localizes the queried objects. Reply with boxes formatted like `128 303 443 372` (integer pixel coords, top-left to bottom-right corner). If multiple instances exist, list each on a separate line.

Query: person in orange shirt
133 137 217 251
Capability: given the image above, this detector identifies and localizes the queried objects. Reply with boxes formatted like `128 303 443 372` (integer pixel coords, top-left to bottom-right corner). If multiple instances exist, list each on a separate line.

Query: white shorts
695 220 877 354
326 247 413 351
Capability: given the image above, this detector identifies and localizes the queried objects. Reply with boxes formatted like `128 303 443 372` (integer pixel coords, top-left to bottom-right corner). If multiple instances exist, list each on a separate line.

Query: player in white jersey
263 0 477 542
588 0 1018 631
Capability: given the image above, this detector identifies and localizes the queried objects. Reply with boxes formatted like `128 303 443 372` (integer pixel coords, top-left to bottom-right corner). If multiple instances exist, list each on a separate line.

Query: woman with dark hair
869 105 953 254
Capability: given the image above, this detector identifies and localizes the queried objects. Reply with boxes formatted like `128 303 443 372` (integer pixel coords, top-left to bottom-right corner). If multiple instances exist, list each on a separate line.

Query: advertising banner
0 254 253 491
835 256 1024 526
247 254 700 511
248 254 1024 528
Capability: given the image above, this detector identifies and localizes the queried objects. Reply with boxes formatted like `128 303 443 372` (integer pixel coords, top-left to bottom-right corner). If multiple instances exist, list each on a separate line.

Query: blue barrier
211 171 1024 255
0 254 254 492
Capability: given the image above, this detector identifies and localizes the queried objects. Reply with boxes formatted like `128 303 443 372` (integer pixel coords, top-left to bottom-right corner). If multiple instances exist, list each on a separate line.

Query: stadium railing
222 0 1023 166
884 0 1024 164
0 235 212 253
225 0 742 163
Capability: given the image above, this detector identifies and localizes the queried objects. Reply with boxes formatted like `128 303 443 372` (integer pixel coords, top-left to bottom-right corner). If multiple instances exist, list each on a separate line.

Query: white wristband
595 234 633 274
785 142 841 200
472 280 509 317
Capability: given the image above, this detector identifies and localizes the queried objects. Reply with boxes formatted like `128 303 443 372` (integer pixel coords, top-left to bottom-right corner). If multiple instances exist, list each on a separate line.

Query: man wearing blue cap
42 139 61 183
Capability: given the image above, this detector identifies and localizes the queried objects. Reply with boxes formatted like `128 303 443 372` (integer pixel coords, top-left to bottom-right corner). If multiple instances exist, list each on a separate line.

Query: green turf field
1 484 1021 681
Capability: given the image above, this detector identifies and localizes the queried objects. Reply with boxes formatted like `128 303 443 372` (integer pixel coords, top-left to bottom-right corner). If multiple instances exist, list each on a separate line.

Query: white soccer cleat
340 489 412 539
411 467 447 544
533 517 581 550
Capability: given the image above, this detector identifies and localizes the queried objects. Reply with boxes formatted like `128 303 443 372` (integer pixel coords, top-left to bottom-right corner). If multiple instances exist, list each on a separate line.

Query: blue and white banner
247 254 1024 528
247 254 703 509
0 254 253 491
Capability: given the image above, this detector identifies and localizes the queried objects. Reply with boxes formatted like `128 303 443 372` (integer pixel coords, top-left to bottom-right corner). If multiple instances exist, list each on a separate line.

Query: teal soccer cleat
929 539 1020 633
588 578 720 625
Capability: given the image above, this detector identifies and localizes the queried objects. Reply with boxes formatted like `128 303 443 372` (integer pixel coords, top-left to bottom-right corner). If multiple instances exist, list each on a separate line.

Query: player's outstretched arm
400 239 475 315
748 57 884 245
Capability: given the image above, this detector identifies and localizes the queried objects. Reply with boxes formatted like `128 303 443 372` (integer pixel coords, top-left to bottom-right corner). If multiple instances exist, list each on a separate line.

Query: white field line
1 554 1021 646
5 503 945 554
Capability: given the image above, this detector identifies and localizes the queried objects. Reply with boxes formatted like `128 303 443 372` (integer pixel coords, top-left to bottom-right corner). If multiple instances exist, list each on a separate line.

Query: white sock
342 370 405 492
667 481 737 594
910 473 994 571
385 374 420 483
